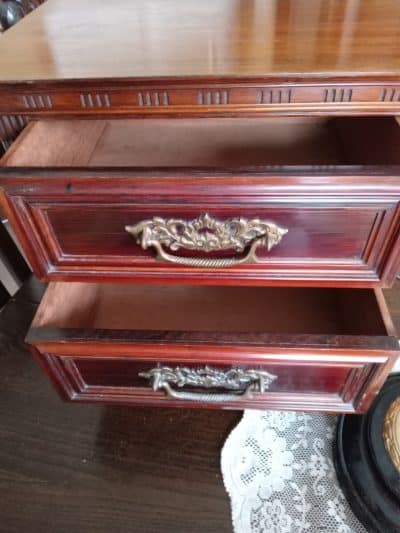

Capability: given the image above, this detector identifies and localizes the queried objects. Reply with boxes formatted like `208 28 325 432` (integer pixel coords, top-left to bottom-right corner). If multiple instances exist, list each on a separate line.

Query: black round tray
334 374 400 533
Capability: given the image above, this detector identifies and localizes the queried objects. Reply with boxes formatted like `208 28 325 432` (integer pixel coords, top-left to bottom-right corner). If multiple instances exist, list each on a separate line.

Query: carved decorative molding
257 89 291 104
3 82 400 115
138 91 169 106
22 94 53 109
197 90 229 105
0 80 400 116
323 88 352 103
380 88 400 102
80 93 111 108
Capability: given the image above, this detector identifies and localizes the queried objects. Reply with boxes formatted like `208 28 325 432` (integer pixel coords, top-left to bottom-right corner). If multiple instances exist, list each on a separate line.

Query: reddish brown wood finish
4 79 400 118
1 169 400 287
26 283 399 413
26 347 394 413
3 0 400 116
0 0 399 417
2 117 400 287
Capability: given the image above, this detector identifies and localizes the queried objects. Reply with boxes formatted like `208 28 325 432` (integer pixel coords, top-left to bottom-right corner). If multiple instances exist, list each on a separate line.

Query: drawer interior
28 284 399 412
3 117 400 168
32 283 391 336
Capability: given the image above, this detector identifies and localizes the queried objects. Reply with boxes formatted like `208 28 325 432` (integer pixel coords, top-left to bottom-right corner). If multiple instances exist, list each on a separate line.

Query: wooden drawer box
1 117 400 287
27 283 399 413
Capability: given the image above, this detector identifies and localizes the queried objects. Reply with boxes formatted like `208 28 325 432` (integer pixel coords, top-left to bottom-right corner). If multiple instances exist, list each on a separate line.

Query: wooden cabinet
0 0 399 412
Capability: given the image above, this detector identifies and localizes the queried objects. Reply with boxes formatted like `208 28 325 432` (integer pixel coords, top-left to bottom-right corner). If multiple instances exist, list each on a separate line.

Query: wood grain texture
25 283 400 413
2 117 400 287
1 118 346 167
1 169 400 287
1 1 400 115
1 120 107 166
1 0 400 79
29 283 389 335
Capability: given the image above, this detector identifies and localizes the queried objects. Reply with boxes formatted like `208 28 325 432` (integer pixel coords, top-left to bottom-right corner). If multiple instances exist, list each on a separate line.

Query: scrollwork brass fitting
139 365 277 402
126 213 288 268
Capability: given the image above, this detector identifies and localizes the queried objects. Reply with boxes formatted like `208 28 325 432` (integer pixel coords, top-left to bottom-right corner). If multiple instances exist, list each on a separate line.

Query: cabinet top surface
1 0 400 83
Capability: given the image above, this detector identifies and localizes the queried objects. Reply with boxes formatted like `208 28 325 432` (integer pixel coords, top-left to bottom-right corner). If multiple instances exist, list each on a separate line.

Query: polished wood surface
0 277 399 531
3 169 400 287
1 0 400 80
26 282 399 413
2 117 400 287
1 1 400 116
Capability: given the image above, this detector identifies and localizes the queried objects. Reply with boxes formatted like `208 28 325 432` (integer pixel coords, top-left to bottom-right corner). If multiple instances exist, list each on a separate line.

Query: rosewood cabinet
0 0 399 412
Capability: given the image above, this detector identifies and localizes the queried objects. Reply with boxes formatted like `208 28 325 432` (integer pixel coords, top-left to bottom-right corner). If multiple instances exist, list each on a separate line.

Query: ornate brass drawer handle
139 365 277 402
125 213 288 268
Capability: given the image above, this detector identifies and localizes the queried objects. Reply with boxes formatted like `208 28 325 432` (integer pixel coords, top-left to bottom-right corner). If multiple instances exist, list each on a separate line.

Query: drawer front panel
2 172 400 286
42 205 379 261
27 282 399 413
73 358 350 394
30 348 395 413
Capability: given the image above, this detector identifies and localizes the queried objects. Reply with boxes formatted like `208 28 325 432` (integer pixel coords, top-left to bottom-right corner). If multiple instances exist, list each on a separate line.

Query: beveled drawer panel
73 358 348 393
2 117 400 287
2 174 400 287
27 283 399 413
29 353 390 412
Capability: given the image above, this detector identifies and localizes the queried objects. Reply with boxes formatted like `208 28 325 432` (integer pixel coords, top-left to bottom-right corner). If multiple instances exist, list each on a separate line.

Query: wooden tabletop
1 0 400 117
1 0 400 81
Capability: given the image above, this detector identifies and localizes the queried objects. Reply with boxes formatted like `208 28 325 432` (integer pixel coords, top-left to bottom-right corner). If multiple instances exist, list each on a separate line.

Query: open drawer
27 283 399 412
1 117 400 286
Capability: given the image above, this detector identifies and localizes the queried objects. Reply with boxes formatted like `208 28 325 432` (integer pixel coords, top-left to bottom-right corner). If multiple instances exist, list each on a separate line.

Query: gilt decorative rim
383 396 400 473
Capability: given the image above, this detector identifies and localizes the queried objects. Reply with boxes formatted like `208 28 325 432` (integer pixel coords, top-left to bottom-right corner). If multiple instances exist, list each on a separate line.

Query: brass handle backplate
125 213 288 268
139 365 277 402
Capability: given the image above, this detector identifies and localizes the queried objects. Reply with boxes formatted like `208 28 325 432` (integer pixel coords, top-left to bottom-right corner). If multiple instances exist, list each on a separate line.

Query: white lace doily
221 410 367 533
